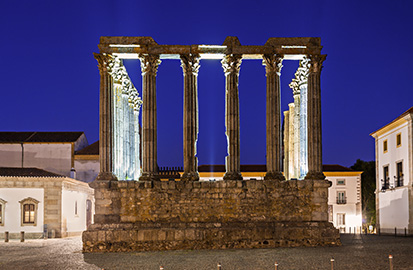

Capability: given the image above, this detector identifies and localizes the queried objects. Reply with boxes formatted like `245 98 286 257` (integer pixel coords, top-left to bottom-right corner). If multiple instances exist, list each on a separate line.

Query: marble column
305 54 326 180
94 53 117 181
222 54 243 180
288 103 295 179
139 54 161 181
180 54 200 181
263 54 285 180
289 79 301 179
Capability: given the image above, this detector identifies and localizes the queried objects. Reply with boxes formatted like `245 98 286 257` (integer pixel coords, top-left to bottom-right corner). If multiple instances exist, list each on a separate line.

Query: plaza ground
0 234 412 269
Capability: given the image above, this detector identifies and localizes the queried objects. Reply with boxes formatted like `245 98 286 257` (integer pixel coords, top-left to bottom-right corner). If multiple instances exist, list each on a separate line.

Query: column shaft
263 54 285 180
305 54 326 180
222 55 243 180
181 54 200 181
94 53 117 181
139 54 161 181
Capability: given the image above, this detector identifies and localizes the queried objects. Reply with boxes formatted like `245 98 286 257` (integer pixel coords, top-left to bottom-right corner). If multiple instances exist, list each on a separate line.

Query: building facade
370 107 413 234
0 132 88 178
0 167 94 239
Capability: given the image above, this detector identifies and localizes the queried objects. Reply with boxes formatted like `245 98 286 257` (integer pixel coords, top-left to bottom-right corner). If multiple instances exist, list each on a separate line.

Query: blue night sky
1 0 412 168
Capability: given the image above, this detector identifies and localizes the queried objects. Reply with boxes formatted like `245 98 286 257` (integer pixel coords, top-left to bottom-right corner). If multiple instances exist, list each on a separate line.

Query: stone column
289 79 301 179
180 54 200 181
94 53 117 181
283 111 290 180
222 54 243 180
305 55 326 180
263 54 285 180
139 54 161 181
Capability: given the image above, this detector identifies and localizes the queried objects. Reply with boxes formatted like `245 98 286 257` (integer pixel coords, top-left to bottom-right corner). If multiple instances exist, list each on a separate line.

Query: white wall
327 175 362 231
379 187 409 230
377 123 410 189
61 189 88 233
0 144 23 167
0 188 44 234
74 159 99 183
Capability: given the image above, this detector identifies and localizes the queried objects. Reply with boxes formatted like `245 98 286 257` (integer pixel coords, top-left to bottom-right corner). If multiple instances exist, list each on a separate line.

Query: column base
95 172 118 181
139 172 160 181
264 171 285 181
304 171 326 180
223 172 243 180
181 171 200 181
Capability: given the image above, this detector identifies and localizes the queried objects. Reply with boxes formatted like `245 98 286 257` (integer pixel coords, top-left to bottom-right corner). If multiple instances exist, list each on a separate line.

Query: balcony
336 197 347 204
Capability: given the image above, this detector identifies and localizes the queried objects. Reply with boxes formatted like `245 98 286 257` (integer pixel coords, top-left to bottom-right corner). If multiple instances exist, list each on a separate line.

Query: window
383 139 388 153
396 161 403 187
75 201 78 216
396 133 401 148
19 197 39 226
336 179 345 185
0 199 6 226
382 165 390 190
337 213 345 226
336 191 346 204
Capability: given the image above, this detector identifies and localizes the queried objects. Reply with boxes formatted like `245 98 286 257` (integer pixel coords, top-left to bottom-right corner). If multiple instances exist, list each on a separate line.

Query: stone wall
83 179 340 252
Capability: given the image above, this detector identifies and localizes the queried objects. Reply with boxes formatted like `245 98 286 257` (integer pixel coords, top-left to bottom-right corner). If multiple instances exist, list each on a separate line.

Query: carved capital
180 54 200 76
262 54 283 76
221 54 242 76
138 54 161 76
289 79 300 96
308 54 326 73
94 53 117 75
294 57 310 87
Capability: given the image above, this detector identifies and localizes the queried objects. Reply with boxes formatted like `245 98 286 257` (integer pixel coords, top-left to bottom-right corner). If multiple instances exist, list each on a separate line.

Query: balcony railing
336 197 347 204
395 176 404 187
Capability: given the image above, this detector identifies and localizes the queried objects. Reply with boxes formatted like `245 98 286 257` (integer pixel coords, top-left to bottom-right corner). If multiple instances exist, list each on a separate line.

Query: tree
351 159 376 228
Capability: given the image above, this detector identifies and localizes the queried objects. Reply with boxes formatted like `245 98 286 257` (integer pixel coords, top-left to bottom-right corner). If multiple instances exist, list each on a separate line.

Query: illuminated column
139 54 161 181
288 103 295 179
180 54 200 181
296 58 310 179
305 54 326 180
94 53 117 181
222 54 243 180
289 79 301 179
263 54 285 181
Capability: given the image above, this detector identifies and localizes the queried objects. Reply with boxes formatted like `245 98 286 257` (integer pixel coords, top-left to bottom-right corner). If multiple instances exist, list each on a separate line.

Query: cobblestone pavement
0 234 412 270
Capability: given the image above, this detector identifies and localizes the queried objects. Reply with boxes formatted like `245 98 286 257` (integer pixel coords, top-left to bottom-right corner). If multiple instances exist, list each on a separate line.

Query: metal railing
336 197 347 204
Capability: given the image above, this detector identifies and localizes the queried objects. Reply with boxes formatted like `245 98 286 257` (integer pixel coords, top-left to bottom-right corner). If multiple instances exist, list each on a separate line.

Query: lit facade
370 107 413 234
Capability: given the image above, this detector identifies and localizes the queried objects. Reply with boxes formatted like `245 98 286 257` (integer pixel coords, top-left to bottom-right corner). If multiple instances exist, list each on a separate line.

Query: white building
323 165 362 233
74 141 99 183
0 167 94 239
0 132 88 178
370 107 413 235
196 164 362 232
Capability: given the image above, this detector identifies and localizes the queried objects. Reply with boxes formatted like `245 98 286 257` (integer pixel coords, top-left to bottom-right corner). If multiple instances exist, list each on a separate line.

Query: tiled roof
198 164 353 172
76 141 99 155
322 164 354 172
0 167 65 177
0 132 84 143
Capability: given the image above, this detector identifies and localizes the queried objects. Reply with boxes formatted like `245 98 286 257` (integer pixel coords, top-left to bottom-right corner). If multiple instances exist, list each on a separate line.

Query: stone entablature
83 179 340 252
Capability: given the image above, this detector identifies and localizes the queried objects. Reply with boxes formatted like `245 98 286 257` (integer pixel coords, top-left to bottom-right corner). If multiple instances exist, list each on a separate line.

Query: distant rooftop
0 167 65 177
76 141 99 155
0 132 84 143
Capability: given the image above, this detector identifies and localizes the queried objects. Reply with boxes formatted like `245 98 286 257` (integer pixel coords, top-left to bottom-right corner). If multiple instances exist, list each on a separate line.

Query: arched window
19 197 39 226
0 198 6 226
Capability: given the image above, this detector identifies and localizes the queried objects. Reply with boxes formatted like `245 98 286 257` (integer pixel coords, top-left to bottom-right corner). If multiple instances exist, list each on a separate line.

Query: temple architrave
83 36 339 252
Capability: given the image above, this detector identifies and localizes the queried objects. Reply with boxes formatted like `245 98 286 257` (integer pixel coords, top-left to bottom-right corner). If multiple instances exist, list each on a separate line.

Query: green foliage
351 159 376 226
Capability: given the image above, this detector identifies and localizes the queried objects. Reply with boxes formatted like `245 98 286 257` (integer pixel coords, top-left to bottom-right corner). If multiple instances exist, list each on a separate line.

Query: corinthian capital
138 54 161 76
262 54 283 76
180 54 201 76
289 79 300 96
308 54 326 73
94 53 117 75
294 57 310 87
221 54 242 76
